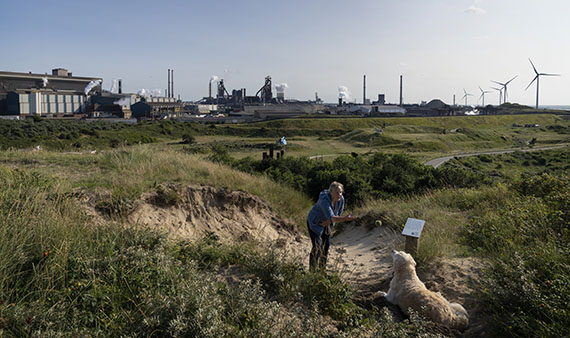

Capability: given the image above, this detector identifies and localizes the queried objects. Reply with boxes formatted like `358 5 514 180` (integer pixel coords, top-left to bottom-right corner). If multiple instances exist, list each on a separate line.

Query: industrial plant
1 67 477 122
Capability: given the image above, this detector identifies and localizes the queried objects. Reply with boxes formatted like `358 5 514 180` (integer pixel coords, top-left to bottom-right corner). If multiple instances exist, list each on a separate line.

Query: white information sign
402 218 425 238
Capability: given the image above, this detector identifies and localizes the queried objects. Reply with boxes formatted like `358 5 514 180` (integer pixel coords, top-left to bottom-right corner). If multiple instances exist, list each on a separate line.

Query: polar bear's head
391 250 416 272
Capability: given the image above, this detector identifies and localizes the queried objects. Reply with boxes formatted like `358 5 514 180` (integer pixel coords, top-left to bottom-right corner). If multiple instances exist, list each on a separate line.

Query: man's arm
320 214 356 226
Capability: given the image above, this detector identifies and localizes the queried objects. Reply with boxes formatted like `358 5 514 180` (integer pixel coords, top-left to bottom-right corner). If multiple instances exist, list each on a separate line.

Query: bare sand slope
128 184 309 256
86 184 485 334
329 223 402 292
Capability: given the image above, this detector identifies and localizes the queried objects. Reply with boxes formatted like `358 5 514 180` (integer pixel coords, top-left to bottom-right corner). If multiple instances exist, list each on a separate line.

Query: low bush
231 152 487 206
461 173 570 337
0 167 349 336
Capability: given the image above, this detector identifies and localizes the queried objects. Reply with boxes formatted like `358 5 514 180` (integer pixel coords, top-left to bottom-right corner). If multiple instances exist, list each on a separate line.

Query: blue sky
2 0 569 105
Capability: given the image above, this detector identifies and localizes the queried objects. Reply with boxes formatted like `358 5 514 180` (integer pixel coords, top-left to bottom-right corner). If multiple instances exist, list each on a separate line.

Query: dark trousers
308 223 330 272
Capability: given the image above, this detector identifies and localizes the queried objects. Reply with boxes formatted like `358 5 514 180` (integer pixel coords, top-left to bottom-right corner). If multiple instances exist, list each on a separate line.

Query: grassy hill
1 115 569 336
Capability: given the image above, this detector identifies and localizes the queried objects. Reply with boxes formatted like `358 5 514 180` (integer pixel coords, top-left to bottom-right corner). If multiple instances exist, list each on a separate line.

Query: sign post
401 218 425 256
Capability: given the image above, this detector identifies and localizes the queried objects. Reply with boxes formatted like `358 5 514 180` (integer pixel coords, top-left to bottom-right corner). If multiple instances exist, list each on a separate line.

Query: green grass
255 114 563 130
1 115 569 336
442 147 570 181
0 165 444 336
460 174 570 337
0 145 313 227
356 184 512 264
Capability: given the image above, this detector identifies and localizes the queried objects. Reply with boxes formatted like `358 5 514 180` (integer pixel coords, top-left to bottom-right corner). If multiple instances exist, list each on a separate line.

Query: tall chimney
209 82 212 99
171 69 174 99
167 69 170 98
363 75 366 104
453 94 456 106
399 75 403 106
118 79 122 94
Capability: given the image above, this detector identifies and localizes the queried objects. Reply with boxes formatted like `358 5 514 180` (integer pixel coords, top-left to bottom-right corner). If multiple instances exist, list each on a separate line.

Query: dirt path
424 144 568 168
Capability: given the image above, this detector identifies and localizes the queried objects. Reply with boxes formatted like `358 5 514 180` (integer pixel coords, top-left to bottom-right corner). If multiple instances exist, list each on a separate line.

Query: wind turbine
479 86 491 106
525 58 560 109
462 88 473 106
491 75 517 103
491 87 503 105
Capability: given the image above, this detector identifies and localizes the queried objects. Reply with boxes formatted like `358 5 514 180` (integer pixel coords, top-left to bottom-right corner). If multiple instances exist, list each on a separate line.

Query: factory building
130 97 183 119
0 68 102 116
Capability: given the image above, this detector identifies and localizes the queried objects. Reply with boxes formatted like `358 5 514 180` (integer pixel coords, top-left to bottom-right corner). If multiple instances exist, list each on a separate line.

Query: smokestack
171 69 174 99
338 97 343 107
209 82 212 98
118 79 122 94
453 94 456 106
167 69 170 98
363 75 366 104
399 75 403 106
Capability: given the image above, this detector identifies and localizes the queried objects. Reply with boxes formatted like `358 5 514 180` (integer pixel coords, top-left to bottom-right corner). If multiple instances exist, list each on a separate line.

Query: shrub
461 173 570 337
181 133 196 144
207 144 233 165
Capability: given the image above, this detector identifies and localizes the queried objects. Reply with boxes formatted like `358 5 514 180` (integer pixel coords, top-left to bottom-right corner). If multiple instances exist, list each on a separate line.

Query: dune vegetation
0 114 569 337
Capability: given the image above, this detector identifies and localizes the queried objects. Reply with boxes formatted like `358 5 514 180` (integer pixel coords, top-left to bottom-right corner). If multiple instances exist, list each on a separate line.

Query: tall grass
0 166 323 336
357 184 512 264
0 145 313 227
461 174 570 337
0 165 440 336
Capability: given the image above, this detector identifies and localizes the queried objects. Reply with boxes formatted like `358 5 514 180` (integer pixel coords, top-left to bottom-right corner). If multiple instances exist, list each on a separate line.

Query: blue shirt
307 190 345 236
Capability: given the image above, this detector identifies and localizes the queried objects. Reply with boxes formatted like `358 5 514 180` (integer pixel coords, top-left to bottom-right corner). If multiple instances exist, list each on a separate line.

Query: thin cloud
464 6 486 15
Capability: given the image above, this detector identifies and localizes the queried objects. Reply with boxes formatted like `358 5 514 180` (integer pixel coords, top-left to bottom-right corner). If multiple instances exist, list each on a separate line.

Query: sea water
539 105 570 111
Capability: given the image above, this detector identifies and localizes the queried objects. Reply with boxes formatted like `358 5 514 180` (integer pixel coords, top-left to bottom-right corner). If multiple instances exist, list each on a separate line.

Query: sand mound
128 184 307 256
83 184 485 333
330 222 402 293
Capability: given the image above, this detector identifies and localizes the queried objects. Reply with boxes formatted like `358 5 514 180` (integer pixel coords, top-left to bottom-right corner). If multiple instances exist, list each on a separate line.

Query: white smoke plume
109 79 118 94
114 97 130 106
210 75 219 83
464 6 486 15
137 89 162 97
275 83 288 93
42 77 48 87
338 86 351 100
84 79 102 95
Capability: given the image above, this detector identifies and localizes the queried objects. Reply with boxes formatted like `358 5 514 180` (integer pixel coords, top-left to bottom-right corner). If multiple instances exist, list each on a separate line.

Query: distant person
307 181 356 272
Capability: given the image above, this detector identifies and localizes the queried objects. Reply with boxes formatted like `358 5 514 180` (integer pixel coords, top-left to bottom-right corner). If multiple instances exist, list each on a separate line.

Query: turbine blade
540 73 560 76
505 75 518 85
491 80 504 86
525 75 538 91
528 58 539 75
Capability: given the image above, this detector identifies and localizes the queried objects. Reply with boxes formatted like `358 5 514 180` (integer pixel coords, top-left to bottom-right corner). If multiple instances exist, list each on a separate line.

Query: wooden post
405 236 420 256
401 218 425 258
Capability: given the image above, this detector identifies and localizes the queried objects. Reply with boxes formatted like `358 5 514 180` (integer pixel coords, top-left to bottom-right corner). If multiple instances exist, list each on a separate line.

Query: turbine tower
525 58 560 109
491 75 517 103
461 88 473 106
478 86 491 106
491 87 503 105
